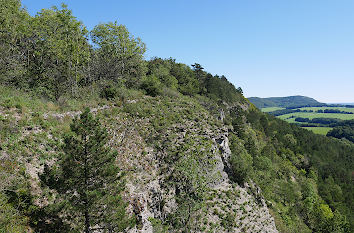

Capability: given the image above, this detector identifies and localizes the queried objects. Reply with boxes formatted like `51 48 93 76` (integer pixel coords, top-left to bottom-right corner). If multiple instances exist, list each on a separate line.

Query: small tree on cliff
42 108 133 232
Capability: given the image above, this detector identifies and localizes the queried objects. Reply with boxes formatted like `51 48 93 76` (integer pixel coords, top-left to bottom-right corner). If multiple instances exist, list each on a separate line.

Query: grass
278 112 354 121
0 86 48 113
302 127 332 135
261 107 285 112
0 85 108 114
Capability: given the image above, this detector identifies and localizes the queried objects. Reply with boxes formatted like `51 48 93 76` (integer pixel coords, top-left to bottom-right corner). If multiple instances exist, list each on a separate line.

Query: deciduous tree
30 4 90 99
90 21 146 87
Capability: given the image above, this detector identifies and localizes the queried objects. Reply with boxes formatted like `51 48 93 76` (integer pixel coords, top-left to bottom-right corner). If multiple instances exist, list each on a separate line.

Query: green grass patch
0 86 48 113
301 127 332 135
278 112 354 121
261 107 285 112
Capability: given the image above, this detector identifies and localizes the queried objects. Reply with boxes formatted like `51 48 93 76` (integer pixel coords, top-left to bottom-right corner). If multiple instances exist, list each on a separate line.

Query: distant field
302 127 332 135
261 106 354 135
278 112 354 122
261 107 285 112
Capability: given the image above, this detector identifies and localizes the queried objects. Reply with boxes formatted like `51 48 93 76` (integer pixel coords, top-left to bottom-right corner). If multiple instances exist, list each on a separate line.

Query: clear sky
21 0 354 103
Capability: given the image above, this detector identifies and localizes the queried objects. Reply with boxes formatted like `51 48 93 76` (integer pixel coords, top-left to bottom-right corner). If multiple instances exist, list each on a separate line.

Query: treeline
317 109 353 114
284 104 326 109
1 1 146 99
295 117 353 127
327 120 354 143
0 0 243 104
327 104 354 108
268 108 311 116
327 126 354 143
142 57 243 103
286 105 354 110
295 117 343 125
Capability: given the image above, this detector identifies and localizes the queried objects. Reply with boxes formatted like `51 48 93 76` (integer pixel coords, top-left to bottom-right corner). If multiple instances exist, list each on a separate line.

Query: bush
100 85 118 100
230 150 253 184
0 194 28 233
229 134 253 184
141 75 162 97
161 87 181 98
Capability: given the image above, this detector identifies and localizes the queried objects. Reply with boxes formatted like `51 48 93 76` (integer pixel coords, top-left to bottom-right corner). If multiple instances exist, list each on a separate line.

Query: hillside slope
1 86 353 233
248 96 324 108
0 87 279 232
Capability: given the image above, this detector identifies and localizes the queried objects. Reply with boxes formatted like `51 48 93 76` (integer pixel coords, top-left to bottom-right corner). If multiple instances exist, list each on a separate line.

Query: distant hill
248 95 325 108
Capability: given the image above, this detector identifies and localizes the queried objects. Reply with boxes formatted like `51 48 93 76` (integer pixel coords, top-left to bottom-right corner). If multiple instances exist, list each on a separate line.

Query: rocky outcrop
123 123 278 232
207 132 278 233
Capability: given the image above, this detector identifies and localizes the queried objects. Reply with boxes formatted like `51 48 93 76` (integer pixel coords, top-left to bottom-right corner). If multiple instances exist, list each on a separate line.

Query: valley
250 96 354 138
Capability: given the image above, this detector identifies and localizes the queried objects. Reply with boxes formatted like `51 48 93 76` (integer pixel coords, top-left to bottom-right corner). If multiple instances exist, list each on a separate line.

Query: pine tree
42 108 132 232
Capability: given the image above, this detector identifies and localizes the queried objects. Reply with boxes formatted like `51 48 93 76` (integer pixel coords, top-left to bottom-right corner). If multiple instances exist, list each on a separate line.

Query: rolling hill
248 95 324 108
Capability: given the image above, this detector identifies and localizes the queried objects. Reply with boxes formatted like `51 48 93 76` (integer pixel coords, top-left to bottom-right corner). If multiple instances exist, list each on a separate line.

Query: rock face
214 133 232 181
206 132 278 233
219 108 226 122
123 122 278 233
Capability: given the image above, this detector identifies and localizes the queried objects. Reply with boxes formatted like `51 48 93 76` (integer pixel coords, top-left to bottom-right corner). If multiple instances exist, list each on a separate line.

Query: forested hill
248 96 324 108
1 1 353 233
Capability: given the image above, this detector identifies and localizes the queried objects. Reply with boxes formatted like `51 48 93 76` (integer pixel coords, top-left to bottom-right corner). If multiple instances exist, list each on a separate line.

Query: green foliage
230 107 246 138
41 108 133 232
229 133 253 184
148 217 169 233
144 57 246 104
244 108 353 232
147 57 178 89
0 0 247 107
327 123 354 142
0 0 31 87
170 62 199 96
100 84 119 100
30 4 90 99
0 193 28 233
0 152 29 233
167 133 214 231
205 74 243 103
91 21 146 87
141 75 162 96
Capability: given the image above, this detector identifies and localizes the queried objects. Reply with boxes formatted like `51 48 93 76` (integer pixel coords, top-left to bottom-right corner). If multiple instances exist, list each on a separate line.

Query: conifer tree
42 108 132 232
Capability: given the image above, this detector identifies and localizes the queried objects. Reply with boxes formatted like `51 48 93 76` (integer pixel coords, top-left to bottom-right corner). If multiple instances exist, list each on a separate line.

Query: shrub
141 75 162 97
229 134 253 184
100 85 118 100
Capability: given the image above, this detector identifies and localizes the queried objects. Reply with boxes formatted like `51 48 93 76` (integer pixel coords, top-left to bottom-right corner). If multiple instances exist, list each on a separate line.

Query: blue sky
22 0 354 103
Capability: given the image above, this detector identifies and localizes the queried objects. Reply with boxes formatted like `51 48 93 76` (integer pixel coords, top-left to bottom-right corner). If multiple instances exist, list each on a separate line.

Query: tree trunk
85 208 90 233
84 137 90 233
